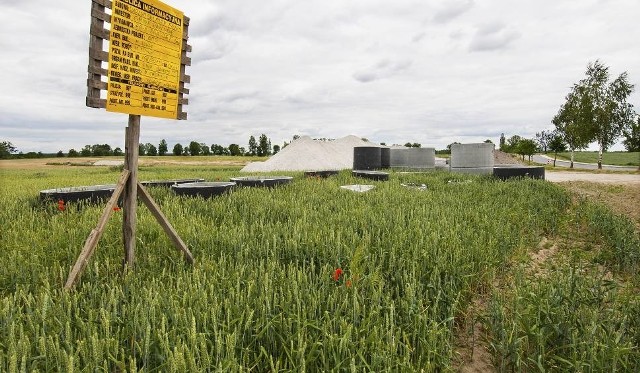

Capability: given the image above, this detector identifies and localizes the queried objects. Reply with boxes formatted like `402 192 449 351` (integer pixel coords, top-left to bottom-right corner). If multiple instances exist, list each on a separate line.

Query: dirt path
546 171 640 184
559 181 640 230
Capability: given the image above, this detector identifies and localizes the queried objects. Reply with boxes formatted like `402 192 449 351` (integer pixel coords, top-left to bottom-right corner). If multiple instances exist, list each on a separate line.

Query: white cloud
353 58 413 83
0 0 639 153
469 22 521 52
432 0 474 24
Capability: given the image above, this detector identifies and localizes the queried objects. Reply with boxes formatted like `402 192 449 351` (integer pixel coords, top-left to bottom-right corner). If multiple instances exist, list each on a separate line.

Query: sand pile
241 135 381 172
494 150 524 165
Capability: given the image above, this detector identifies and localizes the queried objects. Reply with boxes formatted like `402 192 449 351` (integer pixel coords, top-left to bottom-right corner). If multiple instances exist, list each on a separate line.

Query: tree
502 135 522 154
273 144 281 154
248 136 257 156
553 88 593 168
446 142 461 152
622 116 640 151
0 141 17 159
484 139 493 144
200 143 211 155
257 134 271 156
138 144 146 156
535 130 553 153
23 152 41 159
228 144 241 156
113 147 123 156
173 143 183 156
622 116 640 170
188 141 202 156
56 150 64 157
499 133 506 151
68 148 79 157
91 144 112 156
159 139 168 156
562 60 635 169
146 143 158 156
547 131 567 167
81 145 92 157
211 144 227 155
517 138 538 162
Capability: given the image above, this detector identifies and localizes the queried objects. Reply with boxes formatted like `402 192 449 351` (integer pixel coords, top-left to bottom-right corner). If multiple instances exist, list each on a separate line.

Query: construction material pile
241 135 380 172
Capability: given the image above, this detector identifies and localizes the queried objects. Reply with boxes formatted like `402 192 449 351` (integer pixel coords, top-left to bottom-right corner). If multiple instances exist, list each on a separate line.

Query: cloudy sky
1 0 639 153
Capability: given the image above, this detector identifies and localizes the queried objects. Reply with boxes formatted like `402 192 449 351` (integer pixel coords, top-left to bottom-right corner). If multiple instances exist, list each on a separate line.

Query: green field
556 151 640 167
1 163 638 371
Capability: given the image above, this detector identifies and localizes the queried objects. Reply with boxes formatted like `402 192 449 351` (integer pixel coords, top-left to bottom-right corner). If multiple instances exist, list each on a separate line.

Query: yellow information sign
106 0 184 119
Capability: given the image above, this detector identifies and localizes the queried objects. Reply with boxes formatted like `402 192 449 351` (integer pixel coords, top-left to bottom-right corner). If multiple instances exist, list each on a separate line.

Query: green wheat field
1 164 638 372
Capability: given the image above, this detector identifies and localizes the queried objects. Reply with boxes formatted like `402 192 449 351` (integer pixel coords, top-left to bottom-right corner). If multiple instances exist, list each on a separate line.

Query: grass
486 197 640 371
0 163 638 371
555 151 640 167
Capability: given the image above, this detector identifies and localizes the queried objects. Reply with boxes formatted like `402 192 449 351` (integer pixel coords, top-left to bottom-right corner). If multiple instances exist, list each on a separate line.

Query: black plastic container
171 182 236 198
40 184 116 204
304 170 339 178
230 176 293 187
141 178 205 188
380 147 391 169
352 170 389 181
493 166 545 180
353 146 382 170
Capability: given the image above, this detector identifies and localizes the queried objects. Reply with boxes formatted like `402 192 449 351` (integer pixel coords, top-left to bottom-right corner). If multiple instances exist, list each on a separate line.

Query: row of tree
47 134 279 158
498 60 639 168
551 60 638 168
499 134 540 162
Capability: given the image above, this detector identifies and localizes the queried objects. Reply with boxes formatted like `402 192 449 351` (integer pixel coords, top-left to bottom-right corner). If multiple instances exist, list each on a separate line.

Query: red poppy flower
345 280 352 288
113 207 121 212
57 200 65 211
332 268 343 282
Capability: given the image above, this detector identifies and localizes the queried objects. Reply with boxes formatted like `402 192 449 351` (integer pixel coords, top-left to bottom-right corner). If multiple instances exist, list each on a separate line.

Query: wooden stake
123 114 140 268
64 169 130 289
65 114 194 290
137 182 194 264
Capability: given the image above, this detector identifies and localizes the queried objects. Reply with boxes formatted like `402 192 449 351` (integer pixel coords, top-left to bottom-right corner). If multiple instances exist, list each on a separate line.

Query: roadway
532 154 639 172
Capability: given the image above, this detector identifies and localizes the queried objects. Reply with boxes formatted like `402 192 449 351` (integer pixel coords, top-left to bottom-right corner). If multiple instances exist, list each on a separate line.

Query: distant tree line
41 134 280 158
1 141 46 159
499 133 541 162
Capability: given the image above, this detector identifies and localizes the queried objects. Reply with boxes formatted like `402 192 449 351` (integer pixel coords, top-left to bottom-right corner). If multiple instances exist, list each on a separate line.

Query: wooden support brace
137 182 194 264
64 169 130 290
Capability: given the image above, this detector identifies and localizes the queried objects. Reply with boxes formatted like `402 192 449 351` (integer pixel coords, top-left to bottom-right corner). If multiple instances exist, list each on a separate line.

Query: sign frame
85 0 191 120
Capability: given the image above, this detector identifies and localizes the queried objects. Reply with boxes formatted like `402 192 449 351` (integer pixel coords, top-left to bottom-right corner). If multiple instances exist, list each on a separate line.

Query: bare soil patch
140 159 249 167
0 157 253 170
559 181 640 229
494 150 524 165
454 295 495 373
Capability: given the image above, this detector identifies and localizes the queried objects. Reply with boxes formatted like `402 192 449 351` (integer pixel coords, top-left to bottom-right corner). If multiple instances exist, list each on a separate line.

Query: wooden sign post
123 114 140 267
65 0 193 289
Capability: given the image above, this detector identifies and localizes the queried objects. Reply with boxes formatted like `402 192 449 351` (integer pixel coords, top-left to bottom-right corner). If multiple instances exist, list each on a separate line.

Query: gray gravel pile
241 135 381 172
